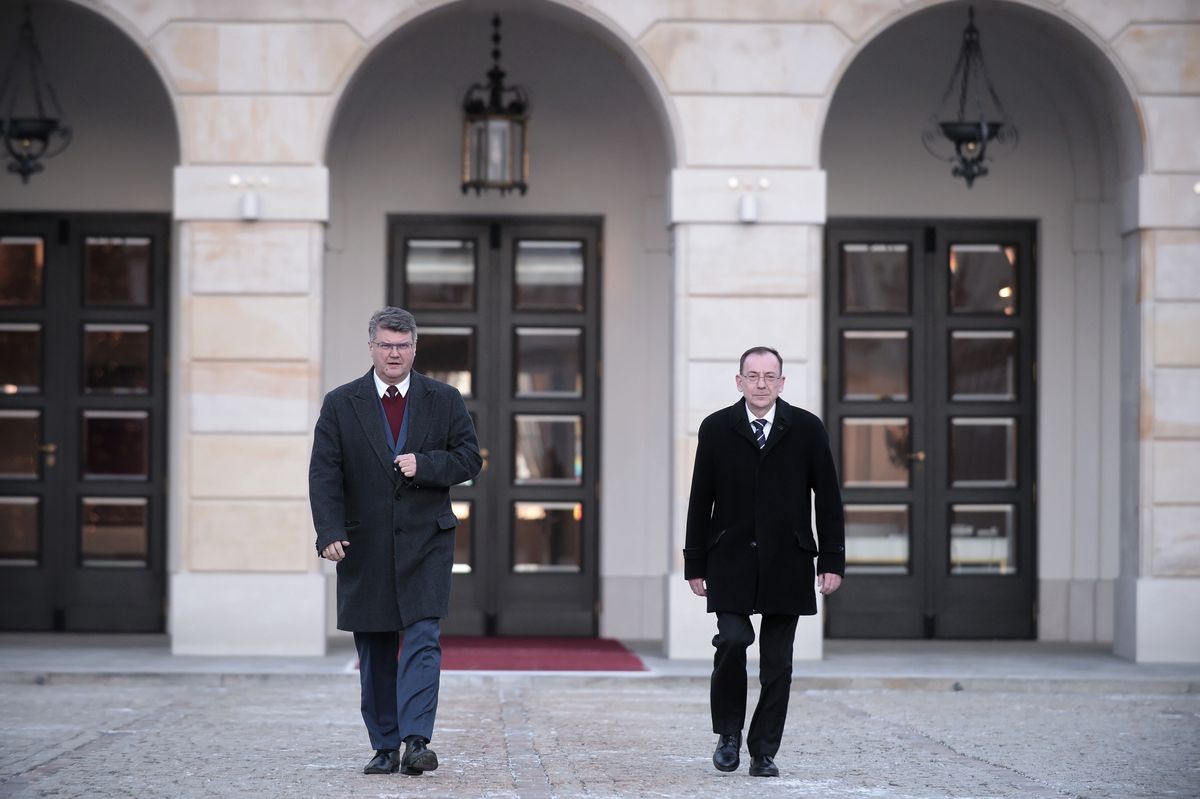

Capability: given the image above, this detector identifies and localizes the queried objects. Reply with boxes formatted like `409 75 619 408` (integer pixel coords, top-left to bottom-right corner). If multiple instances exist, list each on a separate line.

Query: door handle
39 442 57 468
479 447 490 473
907 450 926 463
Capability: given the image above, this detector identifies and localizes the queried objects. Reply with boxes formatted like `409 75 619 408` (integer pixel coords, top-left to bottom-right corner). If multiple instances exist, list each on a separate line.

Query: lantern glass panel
486 119 511 183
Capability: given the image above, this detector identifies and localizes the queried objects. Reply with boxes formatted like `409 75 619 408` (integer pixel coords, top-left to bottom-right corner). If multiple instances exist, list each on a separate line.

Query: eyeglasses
372 340 414 353
740 372 781 385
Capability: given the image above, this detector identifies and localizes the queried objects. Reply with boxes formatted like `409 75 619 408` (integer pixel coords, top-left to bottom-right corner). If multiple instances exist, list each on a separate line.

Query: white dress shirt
373 370 410 399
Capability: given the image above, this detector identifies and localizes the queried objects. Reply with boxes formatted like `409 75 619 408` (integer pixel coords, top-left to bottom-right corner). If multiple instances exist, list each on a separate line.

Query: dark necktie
382 385 406 442
752 418 767 449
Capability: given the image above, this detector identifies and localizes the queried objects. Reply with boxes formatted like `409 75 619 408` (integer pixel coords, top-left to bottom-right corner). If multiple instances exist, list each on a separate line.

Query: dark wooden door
388 217 601 635
824 220 1037 638
0 213 169 631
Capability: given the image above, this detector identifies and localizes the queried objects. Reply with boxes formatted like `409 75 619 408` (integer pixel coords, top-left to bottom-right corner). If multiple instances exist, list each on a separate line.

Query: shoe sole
363 766 399 775
713 758 739 773
404 752 439 773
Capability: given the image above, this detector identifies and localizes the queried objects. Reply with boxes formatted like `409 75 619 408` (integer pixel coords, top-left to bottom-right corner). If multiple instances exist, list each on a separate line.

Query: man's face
736 351 785 415
369 328 416 384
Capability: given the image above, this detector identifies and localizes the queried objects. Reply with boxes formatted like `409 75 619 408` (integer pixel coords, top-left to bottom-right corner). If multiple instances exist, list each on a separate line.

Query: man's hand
321 540 350 561
687 577 707 597
817 573 842 595
395 453 417 478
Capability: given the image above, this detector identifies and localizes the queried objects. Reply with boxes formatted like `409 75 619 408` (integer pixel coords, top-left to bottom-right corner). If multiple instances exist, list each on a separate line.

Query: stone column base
170 572 326 656
1115 576 1200 663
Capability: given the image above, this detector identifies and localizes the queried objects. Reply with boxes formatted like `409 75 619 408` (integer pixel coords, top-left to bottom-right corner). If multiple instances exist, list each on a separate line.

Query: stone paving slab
2 675 1197 799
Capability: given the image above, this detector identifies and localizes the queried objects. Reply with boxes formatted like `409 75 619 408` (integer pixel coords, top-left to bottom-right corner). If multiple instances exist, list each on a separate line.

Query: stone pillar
142 15 363 654
169 167 329 654
636 14 853 659
1115 174 1200 662
665 168 828 659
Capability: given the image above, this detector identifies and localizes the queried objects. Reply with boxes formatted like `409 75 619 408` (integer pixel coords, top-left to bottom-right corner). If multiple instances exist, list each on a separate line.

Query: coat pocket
707 527 728 550
437 512 459 530
792 529 818 554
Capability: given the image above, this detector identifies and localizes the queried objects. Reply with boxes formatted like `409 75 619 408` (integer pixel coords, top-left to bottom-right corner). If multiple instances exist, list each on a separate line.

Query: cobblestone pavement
1 674 1197 798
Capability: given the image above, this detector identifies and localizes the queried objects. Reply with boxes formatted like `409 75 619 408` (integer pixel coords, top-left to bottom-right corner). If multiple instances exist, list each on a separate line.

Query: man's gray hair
368 307 418 341
739 346 782 374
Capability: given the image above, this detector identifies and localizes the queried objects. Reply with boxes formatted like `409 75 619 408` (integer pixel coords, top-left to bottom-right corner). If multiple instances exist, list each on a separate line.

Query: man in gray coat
309 307 481 776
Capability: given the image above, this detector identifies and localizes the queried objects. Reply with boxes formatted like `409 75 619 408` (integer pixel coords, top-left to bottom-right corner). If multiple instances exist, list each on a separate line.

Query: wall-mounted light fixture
0 3 72 184
728 177 770 223
229 174 269 221
461 14 529 195
921 6 1017 188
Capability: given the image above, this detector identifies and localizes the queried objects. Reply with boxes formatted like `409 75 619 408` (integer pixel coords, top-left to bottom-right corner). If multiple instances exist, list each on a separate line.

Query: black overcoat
309 369 481 631
683 398 845 615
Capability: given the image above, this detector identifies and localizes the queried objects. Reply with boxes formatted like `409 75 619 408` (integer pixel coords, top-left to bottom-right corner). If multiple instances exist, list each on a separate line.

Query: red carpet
440 636 646 671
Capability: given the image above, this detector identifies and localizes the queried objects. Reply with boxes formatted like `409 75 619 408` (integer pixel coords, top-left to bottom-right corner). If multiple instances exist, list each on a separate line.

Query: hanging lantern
461 14 529 195
921 6 1017 188
0 3 72 184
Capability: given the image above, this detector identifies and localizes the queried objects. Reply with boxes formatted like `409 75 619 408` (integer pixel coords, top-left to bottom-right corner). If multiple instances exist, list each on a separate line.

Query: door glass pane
840 243 909 313
85 237 152 307
949 244 1016 315
515 327 583 398
512 501 582 573
81 497 148 568
418 327 473 397
0 410 40 479
451 500 472 574
0 237 44 306
950 503 1016 574
514 241 584 311
514 414 582 485
0 497 39 564
845 504 909 574
82 411 149 480
841 418 910 488
843 331 909 401
950 417 1016 487
83 324 150 395
404 239 476 310
950 331 1016 401
0 323 42 394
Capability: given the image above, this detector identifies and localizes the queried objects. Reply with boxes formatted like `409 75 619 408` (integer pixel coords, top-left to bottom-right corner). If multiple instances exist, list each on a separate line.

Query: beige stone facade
1 0 1197 661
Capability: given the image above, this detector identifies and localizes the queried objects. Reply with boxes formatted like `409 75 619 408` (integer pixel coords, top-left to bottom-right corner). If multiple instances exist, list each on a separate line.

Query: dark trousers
354 618 442 750
710 612 799 758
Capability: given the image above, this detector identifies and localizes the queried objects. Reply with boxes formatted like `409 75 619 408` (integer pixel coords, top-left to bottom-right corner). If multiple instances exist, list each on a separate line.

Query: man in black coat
684 345 845 778
309 307 481 776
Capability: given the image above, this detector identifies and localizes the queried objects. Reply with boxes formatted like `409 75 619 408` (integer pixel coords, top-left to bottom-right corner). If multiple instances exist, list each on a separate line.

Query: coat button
750 541 758 548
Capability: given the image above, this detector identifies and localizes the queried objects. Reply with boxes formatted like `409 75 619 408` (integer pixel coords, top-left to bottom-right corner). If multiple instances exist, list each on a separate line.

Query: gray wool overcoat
309 369 481 631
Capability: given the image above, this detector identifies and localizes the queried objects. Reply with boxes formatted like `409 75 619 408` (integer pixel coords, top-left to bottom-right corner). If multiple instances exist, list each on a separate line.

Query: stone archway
0 0 180 633
818 0 1167 655
0 0 179 208
322 0 679 642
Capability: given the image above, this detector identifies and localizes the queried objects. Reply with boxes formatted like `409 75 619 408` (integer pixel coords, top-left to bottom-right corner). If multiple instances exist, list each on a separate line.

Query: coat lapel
728 401 759 449
761 399 792 457
350 369 396 480
729 398 792 456
402 372 434 454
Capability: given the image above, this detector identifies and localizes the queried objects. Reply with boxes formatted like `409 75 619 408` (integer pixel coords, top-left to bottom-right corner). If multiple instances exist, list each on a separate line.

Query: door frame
823 218 1038 639
386 215 603 636
0 211 170 632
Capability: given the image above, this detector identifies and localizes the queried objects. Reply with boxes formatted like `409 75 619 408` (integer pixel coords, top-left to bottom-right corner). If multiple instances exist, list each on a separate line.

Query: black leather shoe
401 736 439 774
748 754 779 777
363 749 399 774
712 733 741 772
